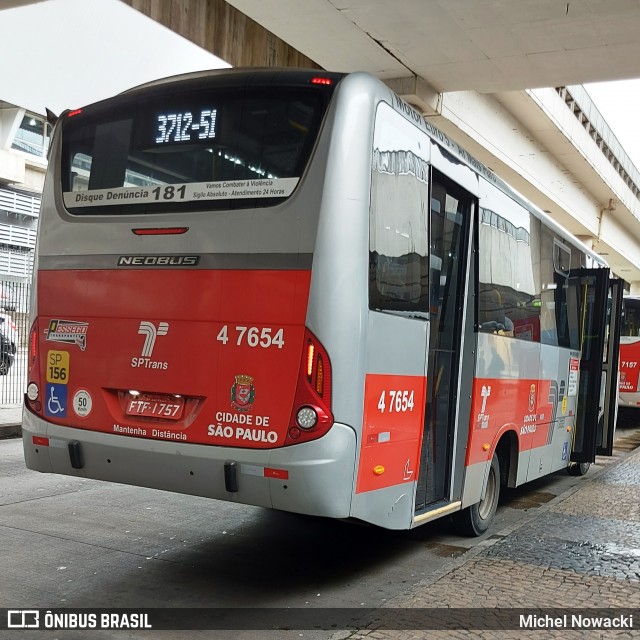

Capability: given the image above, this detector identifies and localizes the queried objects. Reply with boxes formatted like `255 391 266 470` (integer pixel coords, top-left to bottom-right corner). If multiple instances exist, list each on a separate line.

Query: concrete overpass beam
428 90 601 237
121 0 319 69
598 210 640 277
434 89 640 282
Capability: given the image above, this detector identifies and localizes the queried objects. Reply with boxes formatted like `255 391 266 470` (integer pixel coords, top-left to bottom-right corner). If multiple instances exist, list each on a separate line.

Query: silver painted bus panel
24 409 356 517
305 73 377 430
353 312 429 529
365 312 429 378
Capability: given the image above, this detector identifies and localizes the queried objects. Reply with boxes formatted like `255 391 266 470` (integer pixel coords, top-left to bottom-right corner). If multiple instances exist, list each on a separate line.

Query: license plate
125 394 184 420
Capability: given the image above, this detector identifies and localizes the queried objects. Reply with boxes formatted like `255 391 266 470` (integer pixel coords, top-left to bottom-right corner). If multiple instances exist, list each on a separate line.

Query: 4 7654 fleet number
377 390 415 413
216 325 285 349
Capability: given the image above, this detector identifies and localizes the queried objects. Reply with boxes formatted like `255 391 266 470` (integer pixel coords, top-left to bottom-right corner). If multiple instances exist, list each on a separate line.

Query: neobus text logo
117 255 200 267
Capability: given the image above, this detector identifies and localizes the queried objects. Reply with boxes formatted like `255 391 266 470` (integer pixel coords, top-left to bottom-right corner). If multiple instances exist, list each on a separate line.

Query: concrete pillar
0 108 23 151
122 0 321 69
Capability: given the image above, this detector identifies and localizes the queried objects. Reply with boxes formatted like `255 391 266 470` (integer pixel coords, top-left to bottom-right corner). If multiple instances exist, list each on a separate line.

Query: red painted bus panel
466 377 561 466
36 269 311 448
619 338 640 394
356 373 426 494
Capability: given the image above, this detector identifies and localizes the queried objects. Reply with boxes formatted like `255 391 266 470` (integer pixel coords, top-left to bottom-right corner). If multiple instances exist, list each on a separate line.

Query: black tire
0 357 9 376
567 461 591 476
453 453 500 536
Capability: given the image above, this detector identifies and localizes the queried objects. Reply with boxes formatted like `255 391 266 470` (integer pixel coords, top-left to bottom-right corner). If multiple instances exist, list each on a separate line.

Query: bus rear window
61 86 329 214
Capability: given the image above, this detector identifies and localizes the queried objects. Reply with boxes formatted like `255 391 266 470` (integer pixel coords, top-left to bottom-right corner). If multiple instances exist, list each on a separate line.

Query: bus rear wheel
453 453 500 537
567 461 590 476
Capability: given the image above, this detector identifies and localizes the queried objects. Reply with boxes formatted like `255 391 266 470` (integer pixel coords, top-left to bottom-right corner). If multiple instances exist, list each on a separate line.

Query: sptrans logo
131 321 169 370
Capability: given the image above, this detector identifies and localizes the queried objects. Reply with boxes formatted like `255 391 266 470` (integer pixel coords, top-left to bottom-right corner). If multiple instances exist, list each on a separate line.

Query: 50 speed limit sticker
72 389 93 419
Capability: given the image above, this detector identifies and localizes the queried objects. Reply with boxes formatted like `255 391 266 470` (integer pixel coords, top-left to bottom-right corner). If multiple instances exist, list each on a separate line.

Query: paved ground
3 406 640 638
0 404 22 438
340 417 640 639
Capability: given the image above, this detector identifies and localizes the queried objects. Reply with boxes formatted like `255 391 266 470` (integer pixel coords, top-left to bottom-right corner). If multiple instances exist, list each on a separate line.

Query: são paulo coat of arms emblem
231 374 255 411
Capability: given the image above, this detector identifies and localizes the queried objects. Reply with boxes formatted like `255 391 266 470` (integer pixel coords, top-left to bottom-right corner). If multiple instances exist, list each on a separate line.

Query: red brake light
29 322 38 370
26 321 43 414
67 109 83 117
311 77 333 86
132 227 189 236
306 342 315 378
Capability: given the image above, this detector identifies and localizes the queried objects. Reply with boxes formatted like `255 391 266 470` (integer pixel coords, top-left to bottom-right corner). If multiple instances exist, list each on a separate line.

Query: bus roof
72 67 607 270
120 67 345 97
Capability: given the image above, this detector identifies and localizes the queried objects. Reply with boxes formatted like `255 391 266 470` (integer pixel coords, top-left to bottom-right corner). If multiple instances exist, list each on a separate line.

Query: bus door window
540 233 580 350
416 172 472 509
622 298 640 336
569 266 610 462
619 297 640 401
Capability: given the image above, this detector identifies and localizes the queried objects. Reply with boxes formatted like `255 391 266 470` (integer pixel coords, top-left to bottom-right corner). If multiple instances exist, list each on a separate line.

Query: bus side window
478 288 513 335
369 103 429 315
540 235 582 350
477 198 540 341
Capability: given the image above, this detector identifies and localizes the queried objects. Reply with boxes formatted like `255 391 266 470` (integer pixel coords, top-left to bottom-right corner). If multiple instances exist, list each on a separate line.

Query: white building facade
0 100 46 284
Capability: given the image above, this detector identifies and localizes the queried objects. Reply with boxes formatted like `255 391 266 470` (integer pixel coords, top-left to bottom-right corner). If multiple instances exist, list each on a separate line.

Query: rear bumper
22 408 357 519
619 391 640 408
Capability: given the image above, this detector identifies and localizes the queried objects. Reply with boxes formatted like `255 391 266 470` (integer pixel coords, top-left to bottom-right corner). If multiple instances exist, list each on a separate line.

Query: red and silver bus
23 69 622 535
619 296 640 408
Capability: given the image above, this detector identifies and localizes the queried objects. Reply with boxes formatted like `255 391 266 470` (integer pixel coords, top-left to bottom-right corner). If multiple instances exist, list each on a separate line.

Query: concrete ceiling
0 0 46 9
9 0 640 93
225 0 640 284
227 0 640 92
6 0 640 281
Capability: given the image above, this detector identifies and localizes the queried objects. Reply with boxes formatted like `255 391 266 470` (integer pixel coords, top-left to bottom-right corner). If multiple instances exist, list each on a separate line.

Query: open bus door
598 278 623 455
570 270 622 465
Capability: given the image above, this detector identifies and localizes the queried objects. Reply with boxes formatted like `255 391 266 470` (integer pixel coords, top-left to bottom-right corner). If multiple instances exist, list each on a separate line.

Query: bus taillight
28 321 38 372
305 335 330 399
315 355 325 396
287 330 333 445
306 342 315 378
26 321 42 411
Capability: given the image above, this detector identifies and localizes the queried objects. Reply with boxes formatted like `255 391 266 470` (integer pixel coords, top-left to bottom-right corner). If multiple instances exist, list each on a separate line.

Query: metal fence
0 280 30 406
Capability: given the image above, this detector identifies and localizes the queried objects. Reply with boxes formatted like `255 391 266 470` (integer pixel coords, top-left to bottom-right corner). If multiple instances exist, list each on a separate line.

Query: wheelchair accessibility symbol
45 383 68 418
